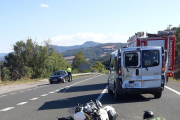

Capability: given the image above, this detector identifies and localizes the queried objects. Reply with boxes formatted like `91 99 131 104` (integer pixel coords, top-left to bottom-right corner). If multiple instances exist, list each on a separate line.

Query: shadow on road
101 93 154 105
58 83 107 93
38 93 101 110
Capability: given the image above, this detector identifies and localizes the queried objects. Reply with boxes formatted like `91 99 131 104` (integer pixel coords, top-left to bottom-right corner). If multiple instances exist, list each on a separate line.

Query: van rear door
122 49 142 89
141 48 161 88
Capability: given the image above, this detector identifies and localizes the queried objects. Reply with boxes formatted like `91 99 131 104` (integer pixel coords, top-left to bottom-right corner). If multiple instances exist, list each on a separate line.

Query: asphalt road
0 74 180 120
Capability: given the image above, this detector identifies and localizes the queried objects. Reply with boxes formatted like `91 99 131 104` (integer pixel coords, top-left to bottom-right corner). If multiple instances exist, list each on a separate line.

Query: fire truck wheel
154 92 162 99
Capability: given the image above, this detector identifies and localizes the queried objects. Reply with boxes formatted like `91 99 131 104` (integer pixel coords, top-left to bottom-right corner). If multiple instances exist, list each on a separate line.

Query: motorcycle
58 100 119 120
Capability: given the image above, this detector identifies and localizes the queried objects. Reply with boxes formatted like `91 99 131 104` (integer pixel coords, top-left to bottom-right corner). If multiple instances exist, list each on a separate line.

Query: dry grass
169 77 180 83
0 78 47 86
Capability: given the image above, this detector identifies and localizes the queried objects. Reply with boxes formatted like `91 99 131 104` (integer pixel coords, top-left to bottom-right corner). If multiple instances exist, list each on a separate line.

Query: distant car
49 70 70 84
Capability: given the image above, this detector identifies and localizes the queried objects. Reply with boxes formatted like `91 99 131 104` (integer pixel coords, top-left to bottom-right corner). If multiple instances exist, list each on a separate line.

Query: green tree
71 51 86 70
171 27 180 79
1 68 11 81
3 38 71 80
93 61 105 71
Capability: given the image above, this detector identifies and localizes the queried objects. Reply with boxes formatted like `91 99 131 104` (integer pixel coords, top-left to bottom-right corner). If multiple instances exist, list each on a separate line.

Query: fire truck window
142 50 159 67
125 53 138 67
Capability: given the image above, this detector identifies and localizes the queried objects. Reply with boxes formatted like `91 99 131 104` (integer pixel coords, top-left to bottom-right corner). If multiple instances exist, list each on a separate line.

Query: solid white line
30 97 39 100
17 102 28 105
27 89 31 90
11 93 16 94
97 85 108 101
41 94 48 96
0 107 15 111
19 91 24 92
165 86 180 95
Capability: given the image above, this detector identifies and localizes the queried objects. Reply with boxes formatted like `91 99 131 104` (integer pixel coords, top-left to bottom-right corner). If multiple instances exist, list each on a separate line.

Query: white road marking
68 75 103 87
49 91 55 93
0 95 7 97
17 102 28 105
0 107 15 111
11 93 16 94
165 86 180 95
30 97 39 100
97 85 108 101
41 94 48 96
56 89 60 91
19 91 24 92
27 89 31 90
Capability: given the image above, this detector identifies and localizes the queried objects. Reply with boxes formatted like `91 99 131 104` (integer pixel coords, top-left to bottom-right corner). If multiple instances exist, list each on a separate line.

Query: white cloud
40 4 49 8
50 33 128 46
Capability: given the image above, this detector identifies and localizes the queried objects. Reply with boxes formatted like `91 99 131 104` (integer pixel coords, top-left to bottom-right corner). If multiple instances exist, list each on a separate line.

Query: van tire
108 82 113 94
108 87 113 94
114 85 121 100
154 92 162 99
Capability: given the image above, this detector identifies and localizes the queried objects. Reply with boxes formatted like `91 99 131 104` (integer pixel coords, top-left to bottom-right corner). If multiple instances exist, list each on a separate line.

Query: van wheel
108 82 113 94
114 85 121 101
154 92 162 99
108 87 113 94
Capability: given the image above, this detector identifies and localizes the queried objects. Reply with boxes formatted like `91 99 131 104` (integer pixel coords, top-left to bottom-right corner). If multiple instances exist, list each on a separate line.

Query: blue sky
0 0 180 53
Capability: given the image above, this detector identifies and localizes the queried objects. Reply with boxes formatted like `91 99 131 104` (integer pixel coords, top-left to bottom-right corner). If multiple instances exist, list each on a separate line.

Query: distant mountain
62 42 127 63
51 41 101 53
0 53 8 61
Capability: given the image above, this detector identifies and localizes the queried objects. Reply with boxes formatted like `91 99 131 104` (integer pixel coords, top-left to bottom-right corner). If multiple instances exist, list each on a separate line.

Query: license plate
53 79 57 81
126 83 138 87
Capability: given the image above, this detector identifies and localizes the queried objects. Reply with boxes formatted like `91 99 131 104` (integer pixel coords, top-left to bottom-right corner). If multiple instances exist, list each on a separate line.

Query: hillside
62 43 127 63
0 53 8 61
51 41 101 53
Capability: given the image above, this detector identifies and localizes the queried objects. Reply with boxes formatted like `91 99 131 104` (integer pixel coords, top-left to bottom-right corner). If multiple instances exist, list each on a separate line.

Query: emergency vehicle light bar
158 31 176 36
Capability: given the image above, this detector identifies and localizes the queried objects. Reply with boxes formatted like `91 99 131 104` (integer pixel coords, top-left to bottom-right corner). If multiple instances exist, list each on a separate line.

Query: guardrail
39 72 99 82
72 72 98 76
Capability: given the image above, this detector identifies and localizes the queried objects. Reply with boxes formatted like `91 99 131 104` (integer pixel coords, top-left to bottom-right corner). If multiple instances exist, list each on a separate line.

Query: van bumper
118 87 163 94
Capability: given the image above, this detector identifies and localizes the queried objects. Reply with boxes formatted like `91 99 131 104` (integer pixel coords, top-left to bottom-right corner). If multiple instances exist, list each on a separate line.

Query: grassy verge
0 73 99 86
0 78 48 86
169 77 180 83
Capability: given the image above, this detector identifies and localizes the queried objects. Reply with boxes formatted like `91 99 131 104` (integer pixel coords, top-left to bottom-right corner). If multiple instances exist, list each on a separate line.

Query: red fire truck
126 30 176 84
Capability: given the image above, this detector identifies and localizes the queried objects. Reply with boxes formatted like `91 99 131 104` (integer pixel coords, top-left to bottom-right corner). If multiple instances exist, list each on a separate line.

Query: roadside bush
174 69 180 80
24 66 32 78
72 68 79 74
101 70 109 74
81 69 92 73
1 68 11 81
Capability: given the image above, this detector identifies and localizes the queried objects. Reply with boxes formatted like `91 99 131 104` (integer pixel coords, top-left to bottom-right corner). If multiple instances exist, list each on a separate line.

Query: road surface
0 74 180 120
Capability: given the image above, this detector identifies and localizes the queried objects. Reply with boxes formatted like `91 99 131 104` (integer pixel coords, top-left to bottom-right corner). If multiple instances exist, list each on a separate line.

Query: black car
49 70 71 84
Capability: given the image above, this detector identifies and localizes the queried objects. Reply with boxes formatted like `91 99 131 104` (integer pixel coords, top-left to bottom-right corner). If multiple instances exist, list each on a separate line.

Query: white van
108 46 165 100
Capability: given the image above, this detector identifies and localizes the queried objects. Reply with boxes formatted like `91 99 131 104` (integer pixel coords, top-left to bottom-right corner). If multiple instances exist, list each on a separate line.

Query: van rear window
125 53 138 66
142 50 159 67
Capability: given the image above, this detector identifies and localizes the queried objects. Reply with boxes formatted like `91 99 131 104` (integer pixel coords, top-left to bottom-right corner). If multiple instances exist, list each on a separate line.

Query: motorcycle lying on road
58 100 119 120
